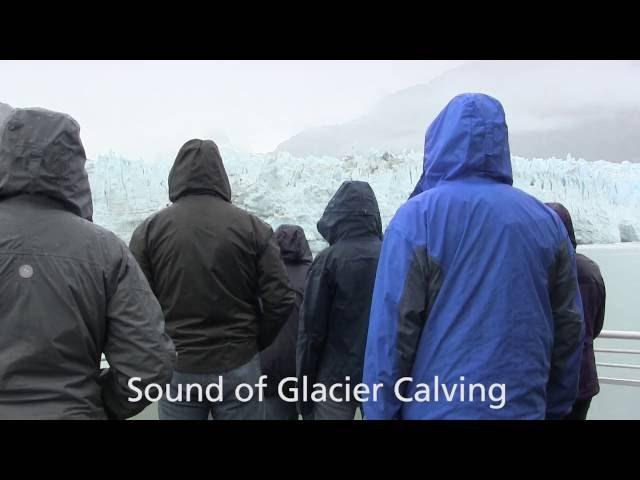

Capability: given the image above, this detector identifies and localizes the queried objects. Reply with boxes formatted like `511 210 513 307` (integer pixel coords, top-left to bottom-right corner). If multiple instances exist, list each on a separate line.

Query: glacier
86 149 640 255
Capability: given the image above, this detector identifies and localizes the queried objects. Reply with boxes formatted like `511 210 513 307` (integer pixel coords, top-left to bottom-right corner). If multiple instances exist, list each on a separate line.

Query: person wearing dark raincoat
546 202 606 420
0 107 175 420
363 93 584 420
297 181 382 420
261 224 313 420
129 139 295 420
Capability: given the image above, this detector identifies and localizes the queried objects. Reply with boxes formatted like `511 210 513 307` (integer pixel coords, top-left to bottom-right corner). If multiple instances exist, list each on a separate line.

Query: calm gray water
132 243 640 420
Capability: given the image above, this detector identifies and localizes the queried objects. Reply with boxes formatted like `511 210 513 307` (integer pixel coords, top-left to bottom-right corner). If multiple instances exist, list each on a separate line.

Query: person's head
317 180 382 245
410 93 512 198
168 139 231 203
275 224 313 264
545 202 577 249
0 107 93 220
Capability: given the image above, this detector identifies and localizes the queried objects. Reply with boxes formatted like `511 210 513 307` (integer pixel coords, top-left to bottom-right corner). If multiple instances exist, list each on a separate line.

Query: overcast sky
0 60 465 160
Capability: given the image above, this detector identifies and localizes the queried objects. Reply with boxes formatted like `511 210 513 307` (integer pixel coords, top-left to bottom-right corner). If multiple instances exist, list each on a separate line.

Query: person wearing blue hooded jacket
363 93 584 420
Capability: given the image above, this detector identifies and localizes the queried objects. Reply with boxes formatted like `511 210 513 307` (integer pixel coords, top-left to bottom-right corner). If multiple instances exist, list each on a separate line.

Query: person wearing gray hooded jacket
0 107 175 420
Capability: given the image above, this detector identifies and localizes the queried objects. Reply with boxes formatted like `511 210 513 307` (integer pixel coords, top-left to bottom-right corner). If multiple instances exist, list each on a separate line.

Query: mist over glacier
87 149 640 254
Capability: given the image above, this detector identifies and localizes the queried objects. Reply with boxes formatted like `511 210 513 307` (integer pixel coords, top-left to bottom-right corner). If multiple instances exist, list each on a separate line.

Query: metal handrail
594 348 640 355
597 362 640 370
598 330 640 340
598 377 640 387
596 330 640 387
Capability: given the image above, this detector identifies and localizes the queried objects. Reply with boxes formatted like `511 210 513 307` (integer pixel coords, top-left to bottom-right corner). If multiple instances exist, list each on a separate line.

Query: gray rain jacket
0 107 175 420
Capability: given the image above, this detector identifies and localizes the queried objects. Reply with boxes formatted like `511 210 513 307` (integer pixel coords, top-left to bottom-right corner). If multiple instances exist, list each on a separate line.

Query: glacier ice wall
87 149 640 254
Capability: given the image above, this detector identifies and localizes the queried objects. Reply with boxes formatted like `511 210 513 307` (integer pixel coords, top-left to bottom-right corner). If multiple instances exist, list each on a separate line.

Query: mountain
276 61 640 163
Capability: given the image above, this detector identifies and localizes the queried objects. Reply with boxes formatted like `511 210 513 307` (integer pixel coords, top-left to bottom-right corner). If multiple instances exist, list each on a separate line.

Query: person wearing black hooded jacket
297 181 382 420
261 224 313 420
0 107 175 420
129 139 295 420
546 202 606 420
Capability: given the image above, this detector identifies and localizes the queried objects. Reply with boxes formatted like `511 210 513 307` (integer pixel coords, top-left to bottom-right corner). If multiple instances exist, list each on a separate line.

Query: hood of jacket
168 139 231 203
0 107 93 220
546 202 578 249
410 93 513 197
275 224 313 264
317 180 382 245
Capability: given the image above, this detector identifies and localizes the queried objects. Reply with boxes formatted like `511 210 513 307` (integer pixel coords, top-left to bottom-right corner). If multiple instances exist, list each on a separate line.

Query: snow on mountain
87 149 640 254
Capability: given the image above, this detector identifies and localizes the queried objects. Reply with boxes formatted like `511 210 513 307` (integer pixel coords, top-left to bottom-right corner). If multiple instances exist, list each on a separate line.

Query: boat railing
596 329 640 387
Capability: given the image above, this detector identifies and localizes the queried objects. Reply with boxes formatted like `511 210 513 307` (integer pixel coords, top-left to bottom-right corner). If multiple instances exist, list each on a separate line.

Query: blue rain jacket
363 93 584 420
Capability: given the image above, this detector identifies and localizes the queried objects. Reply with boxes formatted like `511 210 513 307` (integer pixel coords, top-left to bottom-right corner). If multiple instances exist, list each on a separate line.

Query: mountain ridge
276 61 640 163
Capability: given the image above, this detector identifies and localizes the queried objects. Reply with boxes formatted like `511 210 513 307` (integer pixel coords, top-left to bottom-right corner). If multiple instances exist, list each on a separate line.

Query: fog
277 60 640 161
0 60 463 159
2 60 639 162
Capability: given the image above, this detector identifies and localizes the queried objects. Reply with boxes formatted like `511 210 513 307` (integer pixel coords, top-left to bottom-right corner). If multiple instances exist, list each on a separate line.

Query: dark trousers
265 396 298 420
307 399 361 420
564 398 592 420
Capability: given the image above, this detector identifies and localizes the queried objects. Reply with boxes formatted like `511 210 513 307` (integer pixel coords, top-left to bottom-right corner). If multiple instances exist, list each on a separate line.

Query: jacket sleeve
128 219 154 290
363 227 440 420
255 223 296 351
101 243 176 420
260 291 302 391
546 237 585 419
296 253 333 415
593 274 606 339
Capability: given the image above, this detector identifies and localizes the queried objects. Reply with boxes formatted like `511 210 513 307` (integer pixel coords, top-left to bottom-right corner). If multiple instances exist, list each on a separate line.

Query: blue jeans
159 355 265 420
